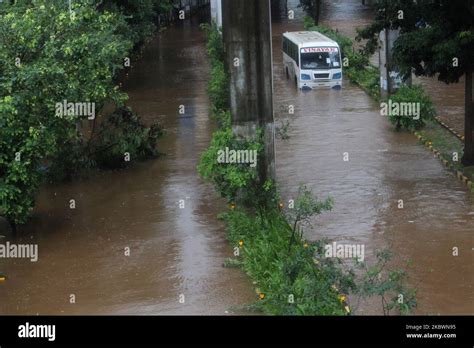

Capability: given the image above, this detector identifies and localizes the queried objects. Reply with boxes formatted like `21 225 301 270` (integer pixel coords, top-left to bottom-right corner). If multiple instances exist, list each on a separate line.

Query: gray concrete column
379 28 411 96
222 0 276 182
211 0 222 27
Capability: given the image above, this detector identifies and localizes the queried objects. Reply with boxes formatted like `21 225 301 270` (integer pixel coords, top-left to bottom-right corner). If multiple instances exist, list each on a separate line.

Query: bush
386 85 436 130
99 0 177 46
223 209 353 315
0 0 132 224
304 21 353 56
201 22 225 65
91 107 162 169
197 112 274 209
0 0 171 225
201 22 229 112
208 60 229 112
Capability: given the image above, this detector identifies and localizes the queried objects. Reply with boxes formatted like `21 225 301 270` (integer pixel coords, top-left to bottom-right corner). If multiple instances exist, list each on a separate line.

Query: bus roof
283 31 339 48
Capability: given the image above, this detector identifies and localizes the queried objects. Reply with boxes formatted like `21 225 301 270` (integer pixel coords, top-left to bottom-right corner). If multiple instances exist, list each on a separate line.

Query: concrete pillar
210 0 222 27
222 0 276 182
379 28 410 96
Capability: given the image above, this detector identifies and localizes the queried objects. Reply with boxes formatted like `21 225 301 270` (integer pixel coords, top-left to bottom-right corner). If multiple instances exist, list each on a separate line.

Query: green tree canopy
358 0 474 165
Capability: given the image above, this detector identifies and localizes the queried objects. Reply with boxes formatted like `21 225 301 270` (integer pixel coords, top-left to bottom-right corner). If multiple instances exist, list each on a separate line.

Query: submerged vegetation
0 0 178 225
199 22 417 315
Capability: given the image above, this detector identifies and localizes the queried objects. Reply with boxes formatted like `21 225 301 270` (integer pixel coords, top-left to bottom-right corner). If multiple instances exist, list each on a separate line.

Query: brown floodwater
0 14 254 315
0 0 472 316
273 0 473 314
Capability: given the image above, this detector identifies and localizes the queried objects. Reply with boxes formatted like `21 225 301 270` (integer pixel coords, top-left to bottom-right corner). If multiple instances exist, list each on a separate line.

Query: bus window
300 48 340 70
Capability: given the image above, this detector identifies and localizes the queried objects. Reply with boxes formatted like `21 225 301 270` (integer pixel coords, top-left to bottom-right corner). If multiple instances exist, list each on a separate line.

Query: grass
346 64 380 101
417 121 474 188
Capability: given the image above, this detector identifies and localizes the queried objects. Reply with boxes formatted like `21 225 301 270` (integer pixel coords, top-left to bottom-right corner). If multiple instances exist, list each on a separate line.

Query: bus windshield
300 47 341 70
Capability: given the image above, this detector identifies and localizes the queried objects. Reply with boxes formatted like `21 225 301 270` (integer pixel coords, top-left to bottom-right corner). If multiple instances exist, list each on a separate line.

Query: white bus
282 31 342 90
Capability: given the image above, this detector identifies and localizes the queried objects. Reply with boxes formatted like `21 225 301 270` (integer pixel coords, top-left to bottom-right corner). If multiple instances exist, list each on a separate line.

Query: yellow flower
338 294 347 303
278 202 284 209
238 240 244 248
303 243 309 249
230 203 236 210
259 293 265 300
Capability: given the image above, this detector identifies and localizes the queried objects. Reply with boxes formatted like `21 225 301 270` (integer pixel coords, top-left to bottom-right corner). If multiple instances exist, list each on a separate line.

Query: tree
358 0 474 166
299 0 322 25
0 0 131 225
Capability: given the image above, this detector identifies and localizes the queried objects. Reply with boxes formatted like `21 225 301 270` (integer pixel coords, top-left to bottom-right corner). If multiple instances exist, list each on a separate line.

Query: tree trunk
313 0 321 25
462 68 474 166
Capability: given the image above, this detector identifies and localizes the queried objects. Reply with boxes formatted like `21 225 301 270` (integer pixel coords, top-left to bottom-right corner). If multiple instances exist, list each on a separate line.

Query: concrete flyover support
210 0 222 27
222 0 276 182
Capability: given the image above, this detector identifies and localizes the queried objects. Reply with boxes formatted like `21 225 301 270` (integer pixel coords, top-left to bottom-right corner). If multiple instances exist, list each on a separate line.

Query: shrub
386 85 436 130
91 107 162 169
208 60 229 112
0 0 131 224
197 113 273 209
0 0 169 224
223 208 352 315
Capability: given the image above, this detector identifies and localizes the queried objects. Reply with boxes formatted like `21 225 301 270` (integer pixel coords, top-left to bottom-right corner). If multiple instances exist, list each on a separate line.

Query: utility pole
222 0 276 183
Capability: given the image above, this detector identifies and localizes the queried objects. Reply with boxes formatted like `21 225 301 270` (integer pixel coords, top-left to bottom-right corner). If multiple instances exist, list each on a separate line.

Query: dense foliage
386 85 436 131
0 0 172 225
91 107 163 169
99 0 178 46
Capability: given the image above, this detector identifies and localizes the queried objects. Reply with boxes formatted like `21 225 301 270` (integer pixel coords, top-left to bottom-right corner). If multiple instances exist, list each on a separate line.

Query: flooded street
274 0 473 314
0 15 253 315
0 0 472 316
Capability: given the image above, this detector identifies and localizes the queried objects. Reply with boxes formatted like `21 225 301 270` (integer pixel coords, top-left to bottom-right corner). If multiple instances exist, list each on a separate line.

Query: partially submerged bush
385 85 436 131
91 107 162 168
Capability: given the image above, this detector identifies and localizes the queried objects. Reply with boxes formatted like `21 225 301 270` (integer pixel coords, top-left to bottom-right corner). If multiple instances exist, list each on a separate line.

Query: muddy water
274 0 473 314
0 15 254 315
1 0 471 317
